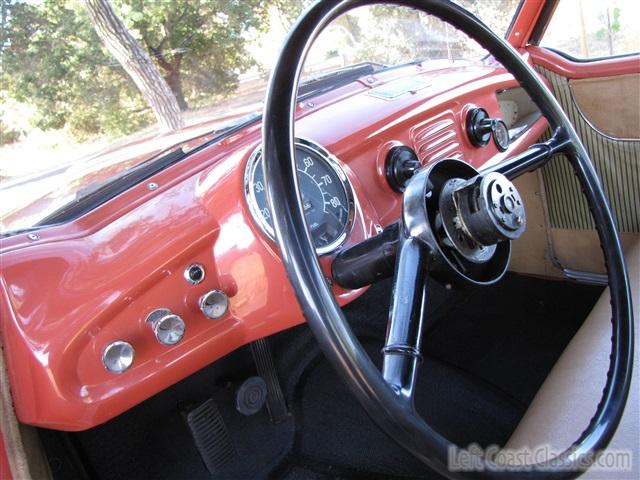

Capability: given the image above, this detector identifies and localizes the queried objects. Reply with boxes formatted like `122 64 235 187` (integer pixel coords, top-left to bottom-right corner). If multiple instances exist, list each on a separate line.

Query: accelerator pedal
185 399 235 475
250 338 289 423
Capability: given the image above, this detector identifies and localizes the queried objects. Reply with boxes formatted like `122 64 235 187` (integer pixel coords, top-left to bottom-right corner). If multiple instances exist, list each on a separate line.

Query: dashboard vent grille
411 113 462 164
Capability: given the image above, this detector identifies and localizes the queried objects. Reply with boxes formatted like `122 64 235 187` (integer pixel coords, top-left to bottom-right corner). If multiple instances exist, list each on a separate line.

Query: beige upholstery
570 74 640 140
503 239 640 478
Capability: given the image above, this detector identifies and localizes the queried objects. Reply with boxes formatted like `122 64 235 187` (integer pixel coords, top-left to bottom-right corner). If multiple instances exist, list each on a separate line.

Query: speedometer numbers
244 139 354 255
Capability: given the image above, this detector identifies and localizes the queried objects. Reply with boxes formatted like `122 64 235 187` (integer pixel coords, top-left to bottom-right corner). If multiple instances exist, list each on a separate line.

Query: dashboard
0 60 547 430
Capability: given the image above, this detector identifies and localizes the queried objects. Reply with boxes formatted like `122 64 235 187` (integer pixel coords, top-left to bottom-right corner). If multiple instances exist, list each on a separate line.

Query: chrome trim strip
562 269 608 286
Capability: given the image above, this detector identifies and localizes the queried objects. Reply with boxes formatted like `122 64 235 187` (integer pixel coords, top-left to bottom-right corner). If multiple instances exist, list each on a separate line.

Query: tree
113 0 269 111
82 0 183 131
349 0 521 64
1 0 270 139
1 0 151 138
596 6 622 56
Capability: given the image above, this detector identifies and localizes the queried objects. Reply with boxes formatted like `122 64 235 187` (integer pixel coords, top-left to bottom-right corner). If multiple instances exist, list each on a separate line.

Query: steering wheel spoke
382 230 430 403
482 127 573 180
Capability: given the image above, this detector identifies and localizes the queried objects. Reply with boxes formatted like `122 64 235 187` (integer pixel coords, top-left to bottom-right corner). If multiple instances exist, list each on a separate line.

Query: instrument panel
244 139 355 255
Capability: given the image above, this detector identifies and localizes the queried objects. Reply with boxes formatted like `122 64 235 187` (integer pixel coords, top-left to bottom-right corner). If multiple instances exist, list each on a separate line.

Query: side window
540 0 639 59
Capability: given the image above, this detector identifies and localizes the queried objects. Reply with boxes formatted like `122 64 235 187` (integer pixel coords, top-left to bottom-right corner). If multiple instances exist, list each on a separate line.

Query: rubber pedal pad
250 338 289 422
185 398 235 474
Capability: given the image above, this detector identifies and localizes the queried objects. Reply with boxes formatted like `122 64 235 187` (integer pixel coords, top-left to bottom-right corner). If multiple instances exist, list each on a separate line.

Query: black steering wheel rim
262 1 634 478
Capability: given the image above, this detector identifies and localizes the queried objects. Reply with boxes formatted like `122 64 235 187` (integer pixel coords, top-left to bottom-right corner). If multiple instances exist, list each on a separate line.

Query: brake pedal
185 399 235 475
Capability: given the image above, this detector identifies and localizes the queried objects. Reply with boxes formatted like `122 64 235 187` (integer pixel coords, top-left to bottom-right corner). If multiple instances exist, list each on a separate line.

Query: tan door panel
570 74 640 140
509 172 563 278
523 63 640 278
550 228 639 274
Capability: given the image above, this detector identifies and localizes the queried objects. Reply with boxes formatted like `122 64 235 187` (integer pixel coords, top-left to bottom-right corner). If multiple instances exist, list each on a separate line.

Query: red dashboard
0 59 547 430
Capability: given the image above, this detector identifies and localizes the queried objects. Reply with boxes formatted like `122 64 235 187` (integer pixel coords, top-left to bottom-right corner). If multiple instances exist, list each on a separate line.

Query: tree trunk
154 52 188 111
82 0 184 131
164 69 189 111
577 0 589 58
606 8 614 56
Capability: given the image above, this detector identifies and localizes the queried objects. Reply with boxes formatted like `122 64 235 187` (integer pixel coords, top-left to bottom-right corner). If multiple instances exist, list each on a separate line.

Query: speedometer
244 138 355 255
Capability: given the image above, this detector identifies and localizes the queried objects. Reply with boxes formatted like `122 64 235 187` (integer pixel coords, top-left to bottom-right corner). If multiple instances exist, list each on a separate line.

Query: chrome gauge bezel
243 137 356 256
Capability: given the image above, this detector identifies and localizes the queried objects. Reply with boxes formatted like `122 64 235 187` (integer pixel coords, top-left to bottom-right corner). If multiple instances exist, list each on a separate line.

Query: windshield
0 0 520 235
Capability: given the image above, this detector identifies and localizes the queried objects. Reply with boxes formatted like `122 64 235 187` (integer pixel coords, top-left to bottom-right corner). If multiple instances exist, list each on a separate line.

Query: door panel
531 54 639 274
570 73 640 139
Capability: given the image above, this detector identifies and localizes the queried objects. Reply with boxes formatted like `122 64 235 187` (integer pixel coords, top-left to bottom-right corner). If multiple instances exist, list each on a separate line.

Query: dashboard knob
385 146 421 192
102 341 135 374
146 308 186 345
466 107 493 147
199 290 229 320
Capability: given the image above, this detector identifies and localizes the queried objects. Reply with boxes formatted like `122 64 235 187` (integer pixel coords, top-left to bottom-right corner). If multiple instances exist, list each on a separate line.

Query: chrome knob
199 290 229 319
102 341 135 373
146 308 185 345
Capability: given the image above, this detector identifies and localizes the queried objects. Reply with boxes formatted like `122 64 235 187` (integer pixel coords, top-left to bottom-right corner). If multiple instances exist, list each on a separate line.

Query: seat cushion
502 237 639 478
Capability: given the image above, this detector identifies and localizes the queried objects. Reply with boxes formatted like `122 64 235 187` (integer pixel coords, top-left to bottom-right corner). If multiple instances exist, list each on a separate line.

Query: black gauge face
492 119 510 151
245 141 353 254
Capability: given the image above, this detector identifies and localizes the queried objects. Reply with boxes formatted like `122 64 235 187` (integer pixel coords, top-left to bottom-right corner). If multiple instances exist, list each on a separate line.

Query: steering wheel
262 1 634 478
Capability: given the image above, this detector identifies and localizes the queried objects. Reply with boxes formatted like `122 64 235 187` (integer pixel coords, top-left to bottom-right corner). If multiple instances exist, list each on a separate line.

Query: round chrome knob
146 308 186 345
102 341 135 373
199 290 229 319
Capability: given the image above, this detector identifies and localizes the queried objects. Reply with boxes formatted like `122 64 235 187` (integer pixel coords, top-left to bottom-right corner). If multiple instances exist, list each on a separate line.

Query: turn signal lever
332 222 401 289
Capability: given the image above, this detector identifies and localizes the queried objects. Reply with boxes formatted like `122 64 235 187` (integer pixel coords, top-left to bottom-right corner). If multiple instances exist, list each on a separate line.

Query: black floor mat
276 274 601 479
422 274 603 406
39 274 602 480
43 347 295 480
287 343 522 479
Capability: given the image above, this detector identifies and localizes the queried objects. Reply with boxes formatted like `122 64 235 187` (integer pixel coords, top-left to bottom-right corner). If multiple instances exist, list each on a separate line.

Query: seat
501 238 640 478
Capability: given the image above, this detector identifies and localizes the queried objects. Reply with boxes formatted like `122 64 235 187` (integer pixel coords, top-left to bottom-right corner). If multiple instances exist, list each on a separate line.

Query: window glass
0 1 520 234
541 0 640 59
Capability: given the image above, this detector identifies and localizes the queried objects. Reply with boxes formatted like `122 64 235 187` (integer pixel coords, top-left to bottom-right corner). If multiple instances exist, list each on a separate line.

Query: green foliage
270 0 311 28
1 0 152 139
0 0 520 141
113 0 270 110
343 6 464 65
596 7 622 41
0 117 22 145
1 0 270 139
308 0 519 68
